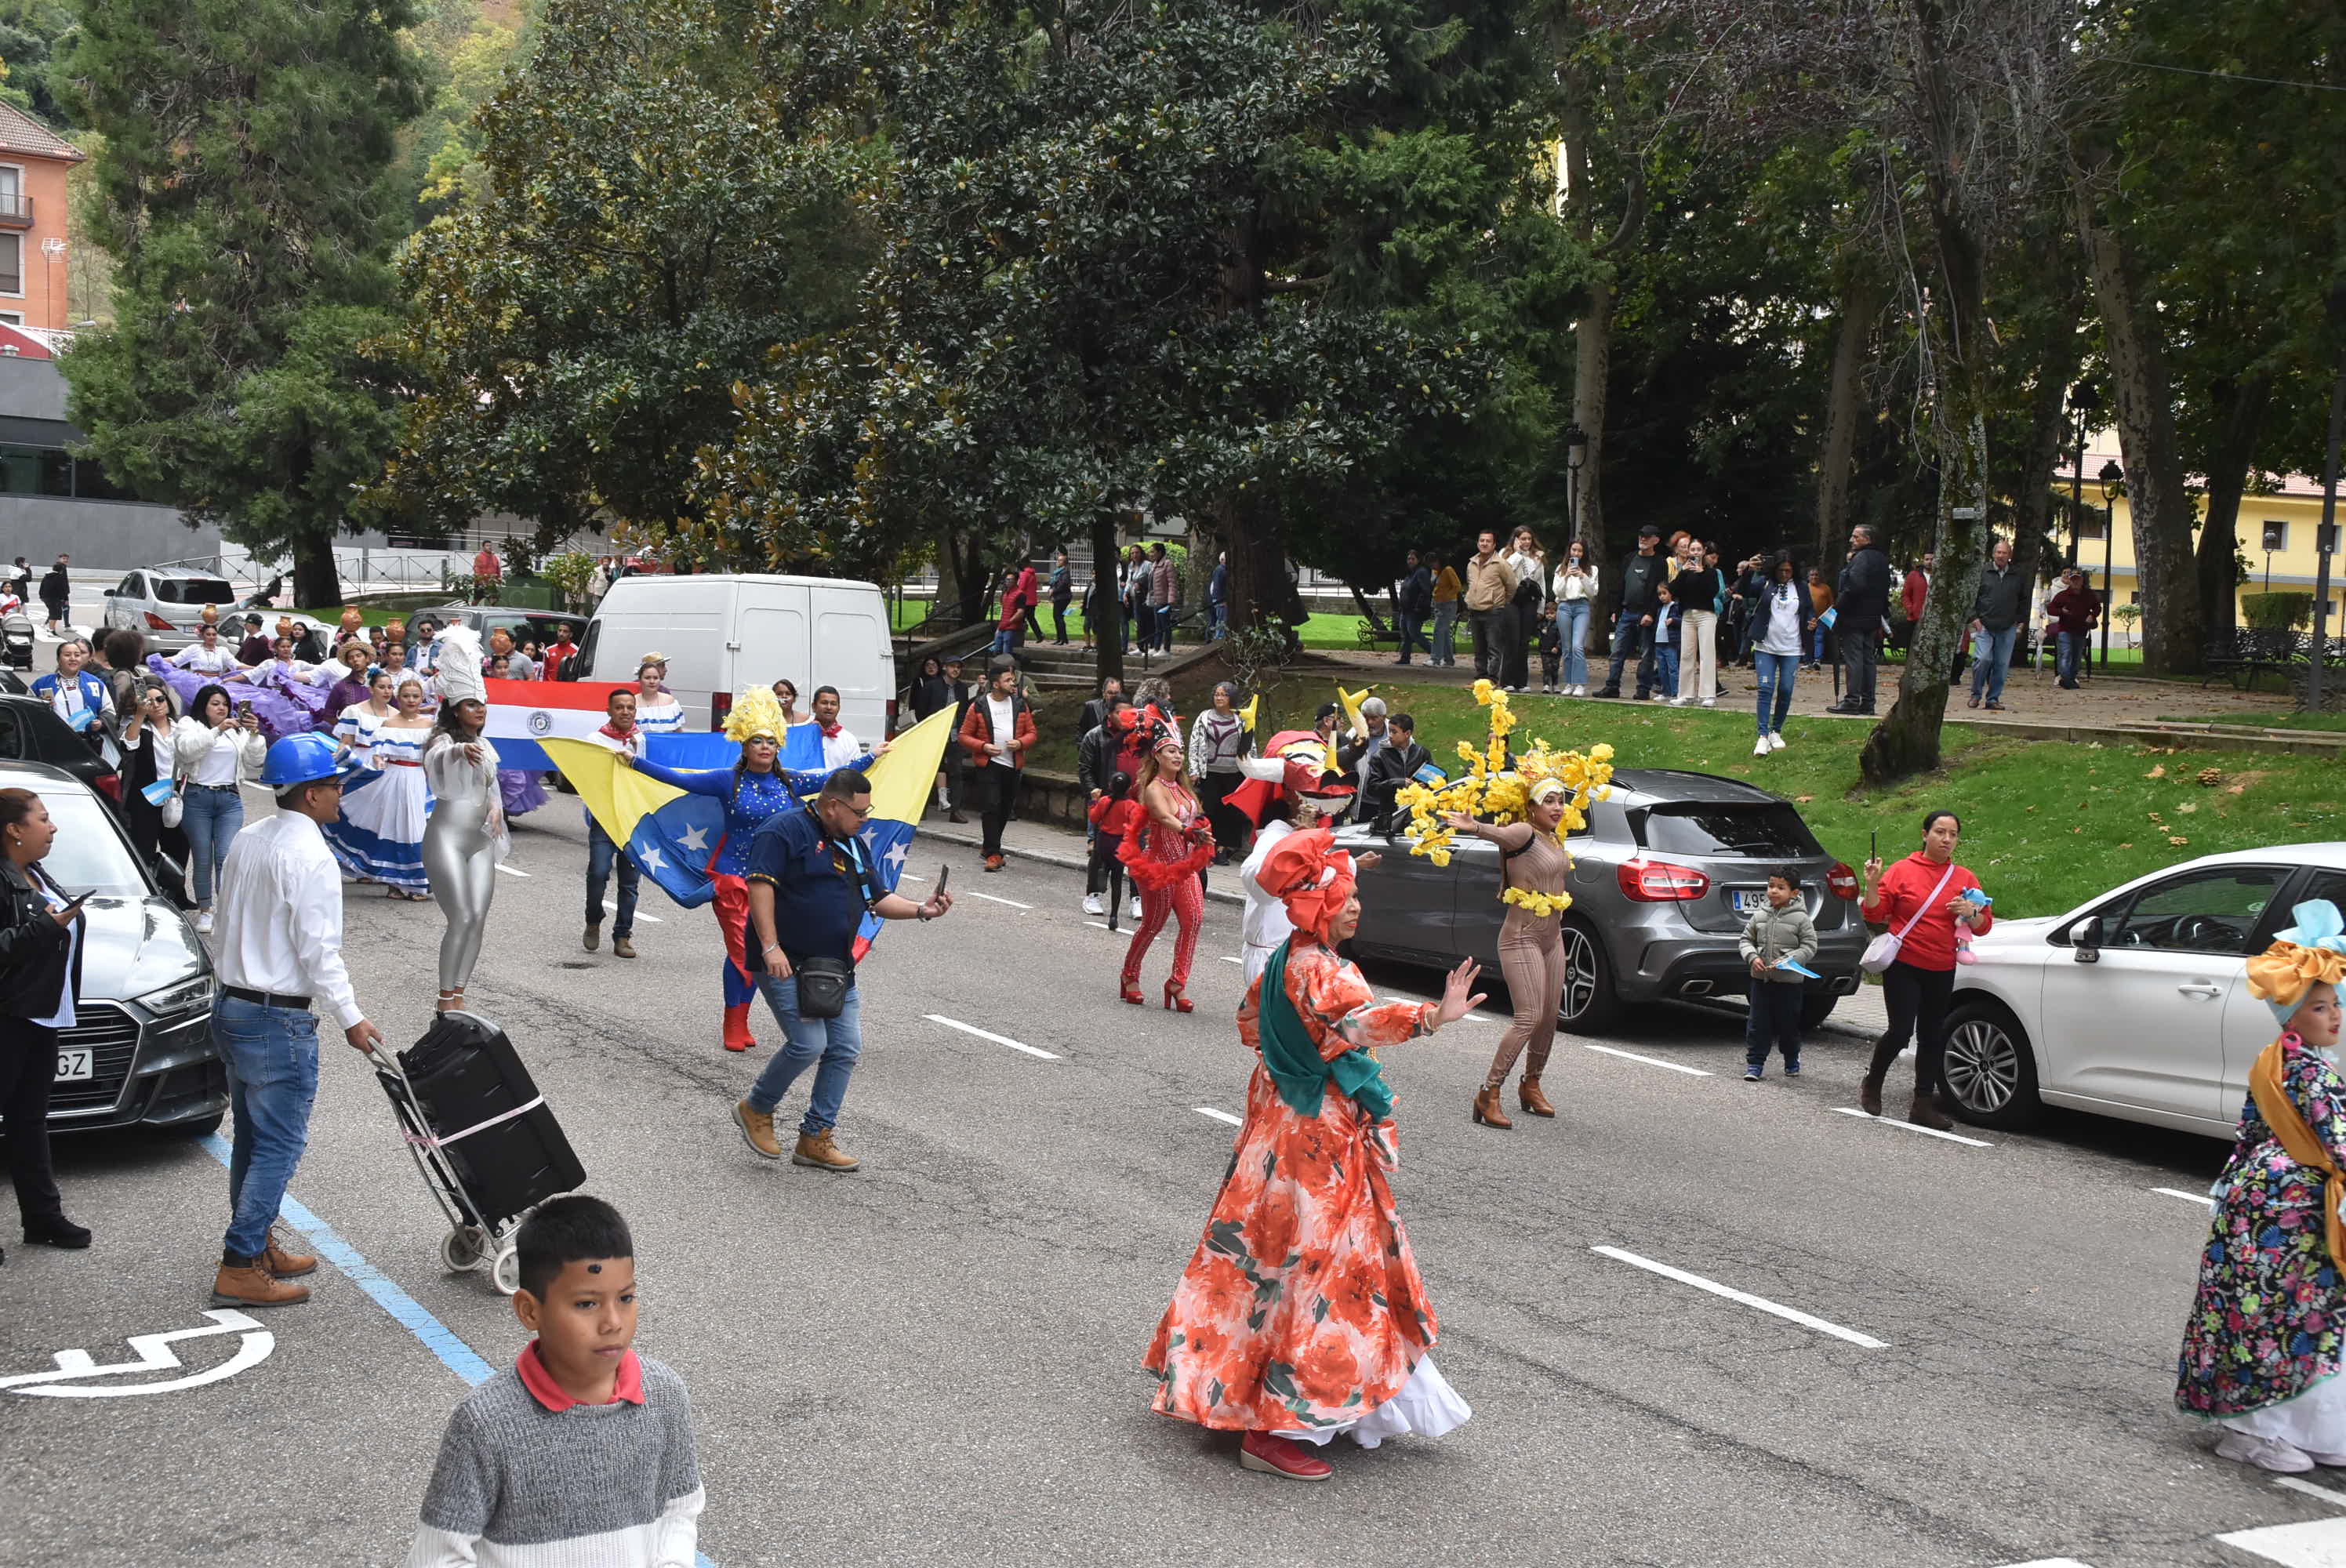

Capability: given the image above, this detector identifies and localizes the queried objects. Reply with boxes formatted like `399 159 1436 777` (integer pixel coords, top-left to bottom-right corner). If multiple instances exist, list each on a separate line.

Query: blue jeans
747 975 863 1136
1431 602 1458 665
1754 651 1798 737
1208 601 1226 639
585 818 637 936
1557 599 1591 686
2056 629 2086 685
1809 620 1830 665
215 995 321 1259
181 783 243 906
1395 612 1430 662
990 627 1015 655
1604 609 1658 696
1969 625 2018 703
1653 642 1680 698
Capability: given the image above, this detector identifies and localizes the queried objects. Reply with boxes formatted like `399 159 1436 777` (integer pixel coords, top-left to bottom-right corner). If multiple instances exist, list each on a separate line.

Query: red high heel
1164 980 1193 1013
1120 981 1145 1006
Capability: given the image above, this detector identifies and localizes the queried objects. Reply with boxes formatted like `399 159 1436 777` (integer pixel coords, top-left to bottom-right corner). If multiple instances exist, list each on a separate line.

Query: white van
578 574 896 744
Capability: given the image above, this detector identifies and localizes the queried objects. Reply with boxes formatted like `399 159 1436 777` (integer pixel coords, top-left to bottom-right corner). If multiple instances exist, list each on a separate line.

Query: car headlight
135 972 215 1017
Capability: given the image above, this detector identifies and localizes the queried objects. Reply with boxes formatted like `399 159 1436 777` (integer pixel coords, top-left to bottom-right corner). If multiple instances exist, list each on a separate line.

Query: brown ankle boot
1908 1091 1955 1131
1472 1084 1513 1130
1858 1071 1884 1118
793 1129 861 1171
734 1100 782 1160
1517 1076 1556 1117
212 1255 311 1308
261 1223 318 1278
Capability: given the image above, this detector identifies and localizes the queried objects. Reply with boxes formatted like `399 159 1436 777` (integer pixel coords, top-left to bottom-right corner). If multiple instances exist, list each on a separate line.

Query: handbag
1861 863 1956 975
794 955 854 1020
160 783 184 829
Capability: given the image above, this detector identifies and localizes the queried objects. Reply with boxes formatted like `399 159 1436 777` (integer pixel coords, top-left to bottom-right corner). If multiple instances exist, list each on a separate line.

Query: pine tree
58 0 424 605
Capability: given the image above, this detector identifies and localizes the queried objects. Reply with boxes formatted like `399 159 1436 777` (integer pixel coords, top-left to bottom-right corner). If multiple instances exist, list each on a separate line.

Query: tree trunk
1090 513 1124 687
1571 264 1614 573
1817 274 1882 568
2077 171 2205 675
1221 496 1295 651
1349 582 1389 633
2010 361 2072 597
2193 371 2271 640
290 530 342 608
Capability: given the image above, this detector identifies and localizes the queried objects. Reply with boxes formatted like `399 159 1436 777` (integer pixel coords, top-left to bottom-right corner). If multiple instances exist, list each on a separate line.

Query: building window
2078 509 2106 541
0 311 20 326
2261 521 2289 552
0 232 18 296
0 443 70 496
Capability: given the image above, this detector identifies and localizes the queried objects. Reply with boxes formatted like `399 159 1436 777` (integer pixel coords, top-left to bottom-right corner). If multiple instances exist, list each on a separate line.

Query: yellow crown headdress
724 684 789 744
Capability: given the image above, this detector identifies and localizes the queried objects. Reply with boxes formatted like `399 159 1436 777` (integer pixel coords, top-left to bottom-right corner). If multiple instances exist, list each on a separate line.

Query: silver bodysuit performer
421 626 507 1007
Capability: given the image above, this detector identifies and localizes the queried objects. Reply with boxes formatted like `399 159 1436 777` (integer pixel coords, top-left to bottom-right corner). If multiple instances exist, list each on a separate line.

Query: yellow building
2063 440 2341 632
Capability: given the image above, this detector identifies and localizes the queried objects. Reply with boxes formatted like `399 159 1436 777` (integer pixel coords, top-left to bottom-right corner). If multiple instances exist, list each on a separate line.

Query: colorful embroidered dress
2177 1031 2346 1438
1146 935 1469 1442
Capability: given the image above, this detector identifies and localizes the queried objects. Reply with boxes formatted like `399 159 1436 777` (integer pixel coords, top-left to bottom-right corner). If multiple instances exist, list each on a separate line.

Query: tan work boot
612 935 637 959
212 1255 311 1308
733 1100 782 1160
262 1223 318 1278
583 924 600 952
793 1129 860 1171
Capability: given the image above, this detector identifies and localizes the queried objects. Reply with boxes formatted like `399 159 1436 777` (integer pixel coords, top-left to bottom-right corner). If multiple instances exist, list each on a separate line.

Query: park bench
2203 628 2306 691
1354 620 1404 651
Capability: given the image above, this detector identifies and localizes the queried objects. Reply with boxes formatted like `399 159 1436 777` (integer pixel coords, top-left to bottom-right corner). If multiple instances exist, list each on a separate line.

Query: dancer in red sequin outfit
1119 728 1212 1011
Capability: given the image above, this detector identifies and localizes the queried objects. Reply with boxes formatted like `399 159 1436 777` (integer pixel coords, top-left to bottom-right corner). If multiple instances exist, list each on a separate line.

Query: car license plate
56 1047 94 1083
1730 889 1767 913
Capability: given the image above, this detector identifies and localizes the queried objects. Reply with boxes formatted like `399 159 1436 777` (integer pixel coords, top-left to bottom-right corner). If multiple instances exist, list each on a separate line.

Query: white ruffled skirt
1276 1356 1472 1449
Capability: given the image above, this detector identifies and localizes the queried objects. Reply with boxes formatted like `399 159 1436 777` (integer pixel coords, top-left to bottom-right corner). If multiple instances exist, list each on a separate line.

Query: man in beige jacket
1462 530 1516 681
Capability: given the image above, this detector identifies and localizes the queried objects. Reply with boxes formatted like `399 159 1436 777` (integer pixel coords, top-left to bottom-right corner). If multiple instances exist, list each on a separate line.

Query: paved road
3 800 2338 1568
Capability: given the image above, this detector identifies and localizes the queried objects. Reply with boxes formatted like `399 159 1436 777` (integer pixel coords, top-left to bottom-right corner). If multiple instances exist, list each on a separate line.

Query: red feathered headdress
1226 728 1354 826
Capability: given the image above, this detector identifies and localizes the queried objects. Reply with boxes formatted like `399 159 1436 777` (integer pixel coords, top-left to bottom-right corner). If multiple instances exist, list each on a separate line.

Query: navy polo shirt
744 805 878 969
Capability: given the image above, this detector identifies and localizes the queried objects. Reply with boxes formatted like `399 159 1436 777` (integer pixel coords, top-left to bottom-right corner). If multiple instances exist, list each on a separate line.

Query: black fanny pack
795 955 855 1019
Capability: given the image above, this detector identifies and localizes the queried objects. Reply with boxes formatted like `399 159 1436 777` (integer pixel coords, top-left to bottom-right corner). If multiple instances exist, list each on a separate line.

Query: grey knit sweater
406 1353 703 1568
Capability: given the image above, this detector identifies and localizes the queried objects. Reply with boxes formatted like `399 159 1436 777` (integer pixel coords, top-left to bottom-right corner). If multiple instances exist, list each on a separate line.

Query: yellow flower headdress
724 684 789 744
2247 902 2346 1026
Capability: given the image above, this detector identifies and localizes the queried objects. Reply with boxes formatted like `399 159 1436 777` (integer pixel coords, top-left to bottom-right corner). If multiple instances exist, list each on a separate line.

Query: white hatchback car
1940 844 2346 1139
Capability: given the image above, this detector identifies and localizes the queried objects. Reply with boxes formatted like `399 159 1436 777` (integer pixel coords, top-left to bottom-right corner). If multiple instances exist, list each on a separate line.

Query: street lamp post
2098 460 2123 670
1563 423 1588 543
2066 384 2097 571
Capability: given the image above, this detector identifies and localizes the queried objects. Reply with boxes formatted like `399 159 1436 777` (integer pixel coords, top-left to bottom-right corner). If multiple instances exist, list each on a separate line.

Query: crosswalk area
1999 1484 2346 1566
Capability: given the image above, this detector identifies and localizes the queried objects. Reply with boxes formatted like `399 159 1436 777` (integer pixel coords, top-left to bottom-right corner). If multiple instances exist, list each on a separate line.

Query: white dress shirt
590 724 646 760
32 876 78 1029
1238 818 1298 988
819 727 862 769
212 812 364 1029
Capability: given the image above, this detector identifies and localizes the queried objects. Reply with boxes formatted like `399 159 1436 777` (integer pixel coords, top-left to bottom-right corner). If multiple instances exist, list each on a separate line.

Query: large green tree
59 0 424 604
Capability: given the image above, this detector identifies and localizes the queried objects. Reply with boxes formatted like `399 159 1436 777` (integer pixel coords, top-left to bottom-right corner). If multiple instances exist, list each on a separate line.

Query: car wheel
1799 993 1838 1031
1941 1000 2043 1130
1556 919 1618 1033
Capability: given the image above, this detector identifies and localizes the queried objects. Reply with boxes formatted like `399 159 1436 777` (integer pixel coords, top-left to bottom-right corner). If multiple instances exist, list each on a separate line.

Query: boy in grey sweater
1739 870 1820 1081
408 1196 703 1567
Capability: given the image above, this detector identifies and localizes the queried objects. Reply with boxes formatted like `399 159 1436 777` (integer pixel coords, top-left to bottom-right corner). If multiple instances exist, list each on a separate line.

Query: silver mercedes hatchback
1338 768 1867 1031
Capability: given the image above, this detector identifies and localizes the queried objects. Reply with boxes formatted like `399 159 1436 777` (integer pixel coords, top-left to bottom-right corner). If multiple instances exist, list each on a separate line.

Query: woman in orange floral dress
1144 828 1484 1481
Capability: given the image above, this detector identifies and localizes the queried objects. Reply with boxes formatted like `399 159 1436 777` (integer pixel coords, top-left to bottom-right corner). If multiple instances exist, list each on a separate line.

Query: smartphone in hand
935 865 950 898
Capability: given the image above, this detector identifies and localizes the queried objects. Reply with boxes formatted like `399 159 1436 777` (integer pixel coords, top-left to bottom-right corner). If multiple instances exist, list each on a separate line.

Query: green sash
1258 939 1395 1121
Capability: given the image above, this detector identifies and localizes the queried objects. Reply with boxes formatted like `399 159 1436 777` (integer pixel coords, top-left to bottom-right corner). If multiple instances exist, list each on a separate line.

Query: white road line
924 1014 1059 1060
634 913 663 924
1220 955 1243 964
966 891 1032 909
2273 1475 2346 1510
1583 1042 1712 1077
1989 1560 2096 1567
492 863 531 877
1194 1107 1243 1127
899 873 926 882
1832 1107 1992 1148
2217 1517 2346 1564
1591 1245 1887 1349
2154 1186 2217 1209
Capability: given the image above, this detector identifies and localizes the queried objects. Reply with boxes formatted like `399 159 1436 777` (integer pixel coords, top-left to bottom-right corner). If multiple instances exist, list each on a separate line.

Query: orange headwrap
1255 826 1356 943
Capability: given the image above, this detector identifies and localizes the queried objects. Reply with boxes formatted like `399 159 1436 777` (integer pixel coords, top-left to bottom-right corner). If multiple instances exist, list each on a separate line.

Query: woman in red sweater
1858 809 1991 1130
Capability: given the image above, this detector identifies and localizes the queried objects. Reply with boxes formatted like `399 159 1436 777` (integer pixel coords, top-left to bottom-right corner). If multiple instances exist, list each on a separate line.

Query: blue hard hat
261 731 359 790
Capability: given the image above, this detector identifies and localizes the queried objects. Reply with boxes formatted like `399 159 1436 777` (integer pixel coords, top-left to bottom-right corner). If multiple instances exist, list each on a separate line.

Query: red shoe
1120 980 1145 1005
1240 1431 1332 1482
983 854 1005 873
1164 980 1193 1014
722 1002 755 1052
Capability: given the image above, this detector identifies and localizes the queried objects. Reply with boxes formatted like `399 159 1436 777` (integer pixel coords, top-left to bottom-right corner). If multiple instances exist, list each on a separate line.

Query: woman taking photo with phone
171 684 267 935
0 786 93 1261
115 677 186 899
1858 809 1990 1131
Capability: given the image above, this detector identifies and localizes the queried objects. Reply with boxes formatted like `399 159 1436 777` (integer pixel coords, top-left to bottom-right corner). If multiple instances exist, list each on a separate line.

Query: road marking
2154 1186 2217 1208
0 1310 274 1398
924 1014 1059 1059
2273 1475 2346 1509
1591 1245 1887 1349
492 862 531 877
2217 1517 2346 1564
966 891 1032 909
634 913 663 924
1832 1107 1992 1148
1220 955 1243 964
899 872 925 882
1584 1042 1712 1077
1988 1560 2096 1567
1194 1107 1243 1126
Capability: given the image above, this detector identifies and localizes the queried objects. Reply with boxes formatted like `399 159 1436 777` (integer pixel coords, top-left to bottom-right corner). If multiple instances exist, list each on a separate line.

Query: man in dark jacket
1356 713 1432 829
1828 524 1892 715
1599 526 1666 700
1394 551 1433 666
2044 566 2101 690
1966 537 2030 710
1077 676 1124 740
1077 694 1135 913
37 554 68 637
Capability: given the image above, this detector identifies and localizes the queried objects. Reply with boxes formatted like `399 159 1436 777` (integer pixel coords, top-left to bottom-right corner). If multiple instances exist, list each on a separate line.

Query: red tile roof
0 103 85 163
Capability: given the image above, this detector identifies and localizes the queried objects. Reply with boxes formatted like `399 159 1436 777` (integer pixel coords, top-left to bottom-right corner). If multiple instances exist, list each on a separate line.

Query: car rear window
1636 802 1822 858
154 577 236 605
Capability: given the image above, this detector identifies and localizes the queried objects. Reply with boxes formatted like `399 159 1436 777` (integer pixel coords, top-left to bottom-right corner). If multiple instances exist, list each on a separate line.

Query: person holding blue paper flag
1739 869 1819 1082
31 638 112 738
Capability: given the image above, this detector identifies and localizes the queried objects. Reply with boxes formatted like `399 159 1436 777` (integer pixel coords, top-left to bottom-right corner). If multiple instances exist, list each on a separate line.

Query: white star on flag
638 847 666 875
885 840 909 873
677 824 710 854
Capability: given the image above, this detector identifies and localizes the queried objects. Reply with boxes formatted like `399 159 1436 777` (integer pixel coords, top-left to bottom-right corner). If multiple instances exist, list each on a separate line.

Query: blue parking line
199 1134 720 1568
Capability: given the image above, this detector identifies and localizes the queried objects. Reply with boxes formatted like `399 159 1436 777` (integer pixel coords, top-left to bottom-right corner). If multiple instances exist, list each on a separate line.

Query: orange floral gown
1145 936 1453 1435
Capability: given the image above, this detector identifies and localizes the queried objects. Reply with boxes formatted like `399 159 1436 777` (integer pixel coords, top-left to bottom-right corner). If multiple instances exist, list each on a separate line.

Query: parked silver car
102 568 240 652
1338 768 1866 1031
0 757 223 1136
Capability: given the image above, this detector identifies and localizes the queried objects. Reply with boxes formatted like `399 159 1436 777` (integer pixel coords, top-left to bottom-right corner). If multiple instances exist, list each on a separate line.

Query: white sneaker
1083 893 1105 916
1671 695 1694 707
1130 896 1144 920
195 909 213 935
2216 1431 2315 1473
1700 698 1716 708
1768 731 1787 752
1752 736 1770 757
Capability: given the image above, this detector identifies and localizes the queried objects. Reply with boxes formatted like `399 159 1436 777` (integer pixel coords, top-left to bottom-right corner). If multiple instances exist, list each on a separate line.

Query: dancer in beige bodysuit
1444 777 1575 1130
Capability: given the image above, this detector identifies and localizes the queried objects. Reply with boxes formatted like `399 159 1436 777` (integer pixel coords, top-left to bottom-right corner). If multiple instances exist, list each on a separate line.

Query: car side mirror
2070 916 2102 963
